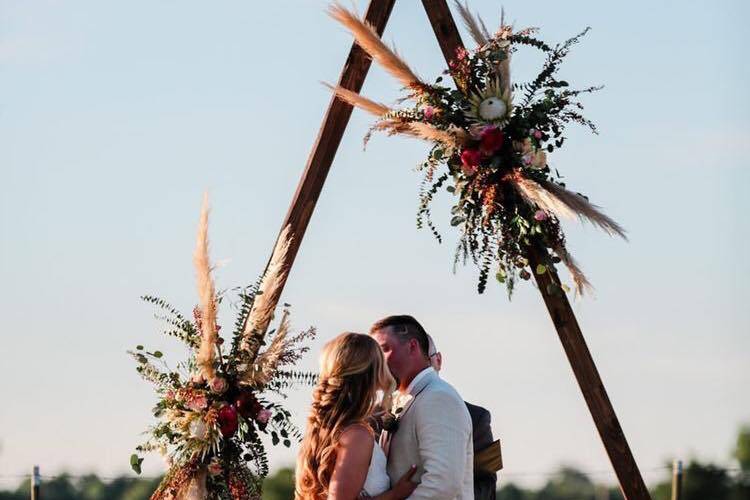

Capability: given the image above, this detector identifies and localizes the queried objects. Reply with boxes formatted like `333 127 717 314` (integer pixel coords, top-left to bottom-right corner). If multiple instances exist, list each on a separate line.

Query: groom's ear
408 338 427 358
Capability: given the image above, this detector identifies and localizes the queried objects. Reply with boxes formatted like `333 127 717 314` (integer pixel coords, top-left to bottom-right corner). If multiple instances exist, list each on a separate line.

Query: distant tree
77 473 106 500
734 425 750 473
39 473 77 500
263 466 295 500
497 482 533 500
536 466 597 500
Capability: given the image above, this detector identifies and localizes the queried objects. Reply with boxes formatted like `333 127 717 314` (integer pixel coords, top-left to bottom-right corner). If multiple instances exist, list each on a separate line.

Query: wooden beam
528 244 651 500
420 1 651 498
258 0 396 310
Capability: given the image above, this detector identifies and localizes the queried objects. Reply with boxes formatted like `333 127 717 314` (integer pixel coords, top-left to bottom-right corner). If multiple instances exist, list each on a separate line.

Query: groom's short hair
370 315 430 357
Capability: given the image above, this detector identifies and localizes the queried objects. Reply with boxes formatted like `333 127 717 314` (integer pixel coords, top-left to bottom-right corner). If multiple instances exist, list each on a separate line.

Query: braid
295 333 394 499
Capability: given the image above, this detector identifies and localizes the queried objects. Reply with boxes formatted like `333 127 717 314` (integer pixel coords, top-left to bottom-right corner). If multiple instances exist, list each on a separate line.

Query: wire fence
0 464 745 483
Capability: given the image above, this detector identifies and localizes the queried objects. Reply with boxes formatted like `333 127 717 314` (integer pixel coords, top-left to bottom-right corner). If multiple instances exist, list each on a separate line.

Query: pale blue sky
1 0 748 489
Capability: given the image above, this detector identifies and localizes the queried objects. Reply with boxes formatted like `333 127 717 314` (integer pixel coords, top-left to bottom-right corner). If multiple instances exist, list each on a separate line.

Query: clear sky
1 0 748 489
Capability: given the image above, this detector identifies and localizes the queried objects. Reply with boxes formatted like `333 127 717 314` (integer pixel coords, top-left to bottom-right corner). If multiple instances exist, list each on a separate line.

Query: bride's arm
328 425 373 500
366 465 418 500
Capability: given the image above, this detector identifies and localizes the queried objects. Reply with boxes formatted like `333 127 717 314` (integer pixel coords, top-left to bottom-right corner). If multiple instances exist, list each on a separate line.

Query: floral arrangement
130 195 316 500
327 3 626 297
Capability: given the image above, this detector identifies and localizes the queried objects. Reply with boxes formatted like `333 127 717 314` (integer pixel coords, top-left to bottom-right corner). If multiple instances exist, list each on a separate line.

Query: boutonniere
392 392 413 413
382 392 413 434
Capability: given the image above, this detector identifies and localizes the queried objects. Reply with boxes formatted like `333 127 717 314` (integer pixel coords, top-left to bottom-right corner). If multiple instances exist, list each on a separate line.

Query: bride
295 332 417 499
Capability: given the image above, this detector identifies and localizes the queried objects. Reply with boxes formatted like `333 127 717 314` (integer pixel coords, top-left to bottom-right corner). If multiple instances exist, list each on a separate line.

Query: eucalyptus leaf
450 216 465 226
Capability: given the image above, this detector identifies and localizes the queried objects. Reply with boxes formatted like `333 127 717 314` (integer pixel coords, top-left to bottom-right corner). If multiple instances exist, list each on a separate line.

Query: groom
370 315 473 499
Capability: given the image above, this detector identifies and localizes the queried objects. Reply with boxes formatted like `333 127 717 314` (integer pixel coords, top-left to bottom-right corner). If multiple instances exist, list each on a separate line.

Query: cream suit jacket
384 368 473 499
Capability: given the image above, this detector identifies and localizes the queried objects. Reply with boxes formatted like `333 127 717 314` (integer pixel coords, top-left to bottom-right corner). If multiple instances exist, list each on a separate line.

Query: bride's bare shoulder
338 422 374 447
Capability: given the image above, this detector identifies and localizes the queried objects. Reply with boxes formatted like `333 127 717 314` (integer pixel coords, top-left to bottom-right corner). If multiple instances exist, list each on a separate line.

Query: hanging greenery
327 2 626 297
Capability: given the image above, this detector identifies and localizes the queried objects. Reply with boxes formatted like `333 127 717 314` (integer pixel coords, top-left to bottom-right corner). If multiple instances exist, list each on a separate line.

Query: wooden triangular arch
258 1 651 499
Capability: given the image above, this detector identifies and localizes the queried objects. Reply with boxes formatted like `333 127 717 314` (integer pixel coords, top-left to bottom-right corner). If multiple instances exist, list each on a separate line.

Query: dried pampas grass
512 175 577 220
241 310 291 387
539 179 627 240
406 122 469 148
511 175 627 240
370 119 469 148
554 246 593 297
194 193 218 381
323 83 390 116
241 225 293 350
328 3 426 91
454 1 489 47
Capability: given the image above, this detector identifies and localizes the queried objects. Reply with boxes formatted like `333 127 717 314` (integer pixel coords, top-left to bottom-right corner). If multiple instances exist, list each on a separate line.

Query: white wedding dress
362 440 390 496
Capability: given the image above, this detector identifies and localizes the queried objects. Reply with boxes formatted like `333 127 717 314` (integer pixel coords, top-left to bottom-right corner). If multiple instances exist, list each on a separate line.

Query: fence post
671 460 683 500
30 465 40 500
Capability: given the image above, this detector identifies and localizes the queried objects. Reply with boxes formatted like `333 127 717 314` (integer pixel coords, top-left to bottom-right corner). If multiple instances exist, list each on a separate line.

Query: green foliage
734 425 750 473
0 475 164 500
140 295 199 348
263 467 295 500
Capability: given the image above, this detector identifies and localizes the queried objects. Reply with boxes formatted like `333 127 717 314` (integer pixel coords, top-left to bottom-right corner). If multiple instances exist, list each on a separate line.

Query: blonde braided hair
295 332 394 499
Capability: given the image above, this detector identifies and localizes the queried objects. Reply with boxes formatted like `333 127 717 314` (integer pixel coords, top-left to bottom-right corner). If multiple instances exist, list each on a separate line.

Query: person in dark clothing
427 334 499 500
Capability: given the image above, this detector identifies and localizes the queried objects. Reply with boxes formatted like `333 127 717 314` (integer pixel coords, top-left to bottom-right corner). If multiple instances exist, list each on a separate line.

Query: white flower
531 150 547 169
478 97 508 121
189 418 208 440
391 392 413 414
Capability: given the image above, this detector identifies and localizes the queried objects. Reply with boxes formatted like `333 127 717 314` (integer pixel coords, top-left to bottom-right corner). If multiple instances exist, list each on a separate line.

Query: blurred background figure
427 334 502 500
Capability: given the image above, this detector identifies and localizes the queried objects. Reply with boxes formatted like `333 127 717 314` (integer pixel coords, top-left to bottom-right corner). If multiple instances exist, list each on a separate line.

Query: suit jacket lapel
382 369 437 457
398 369 436 420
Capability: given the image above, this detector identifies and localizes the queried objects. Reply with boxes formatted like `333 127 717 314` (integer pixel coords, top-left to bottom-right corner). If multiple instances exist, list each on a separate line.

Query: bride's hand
391 465 418 499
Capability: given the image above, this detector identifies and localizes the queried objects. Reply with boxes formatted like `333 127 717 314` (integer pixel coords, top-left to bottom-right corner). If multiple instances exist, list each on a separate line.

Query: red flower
235 391 263 419
217 404 239 437
460 149 482 176
480 127 505 154
461 148 481 167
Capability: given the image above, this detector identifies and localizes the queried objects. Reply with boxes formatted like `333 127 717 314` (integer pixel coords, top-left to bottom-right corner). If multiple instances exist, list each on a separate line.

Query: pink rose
423 106 435 120
534 130 543 140
209 377 228 394
165 390 175 401
187 393 208 412
256 408 272 425
534 210 548 221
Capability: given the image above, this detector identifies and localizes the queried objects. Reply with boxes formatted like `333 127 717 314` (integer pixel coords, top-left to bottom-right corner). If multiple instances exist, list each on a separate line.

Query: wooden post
671 460 683 500
257 1 650 498
256 0 396 311
30 465 40 500
527 244 651 499
421 2 650 499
